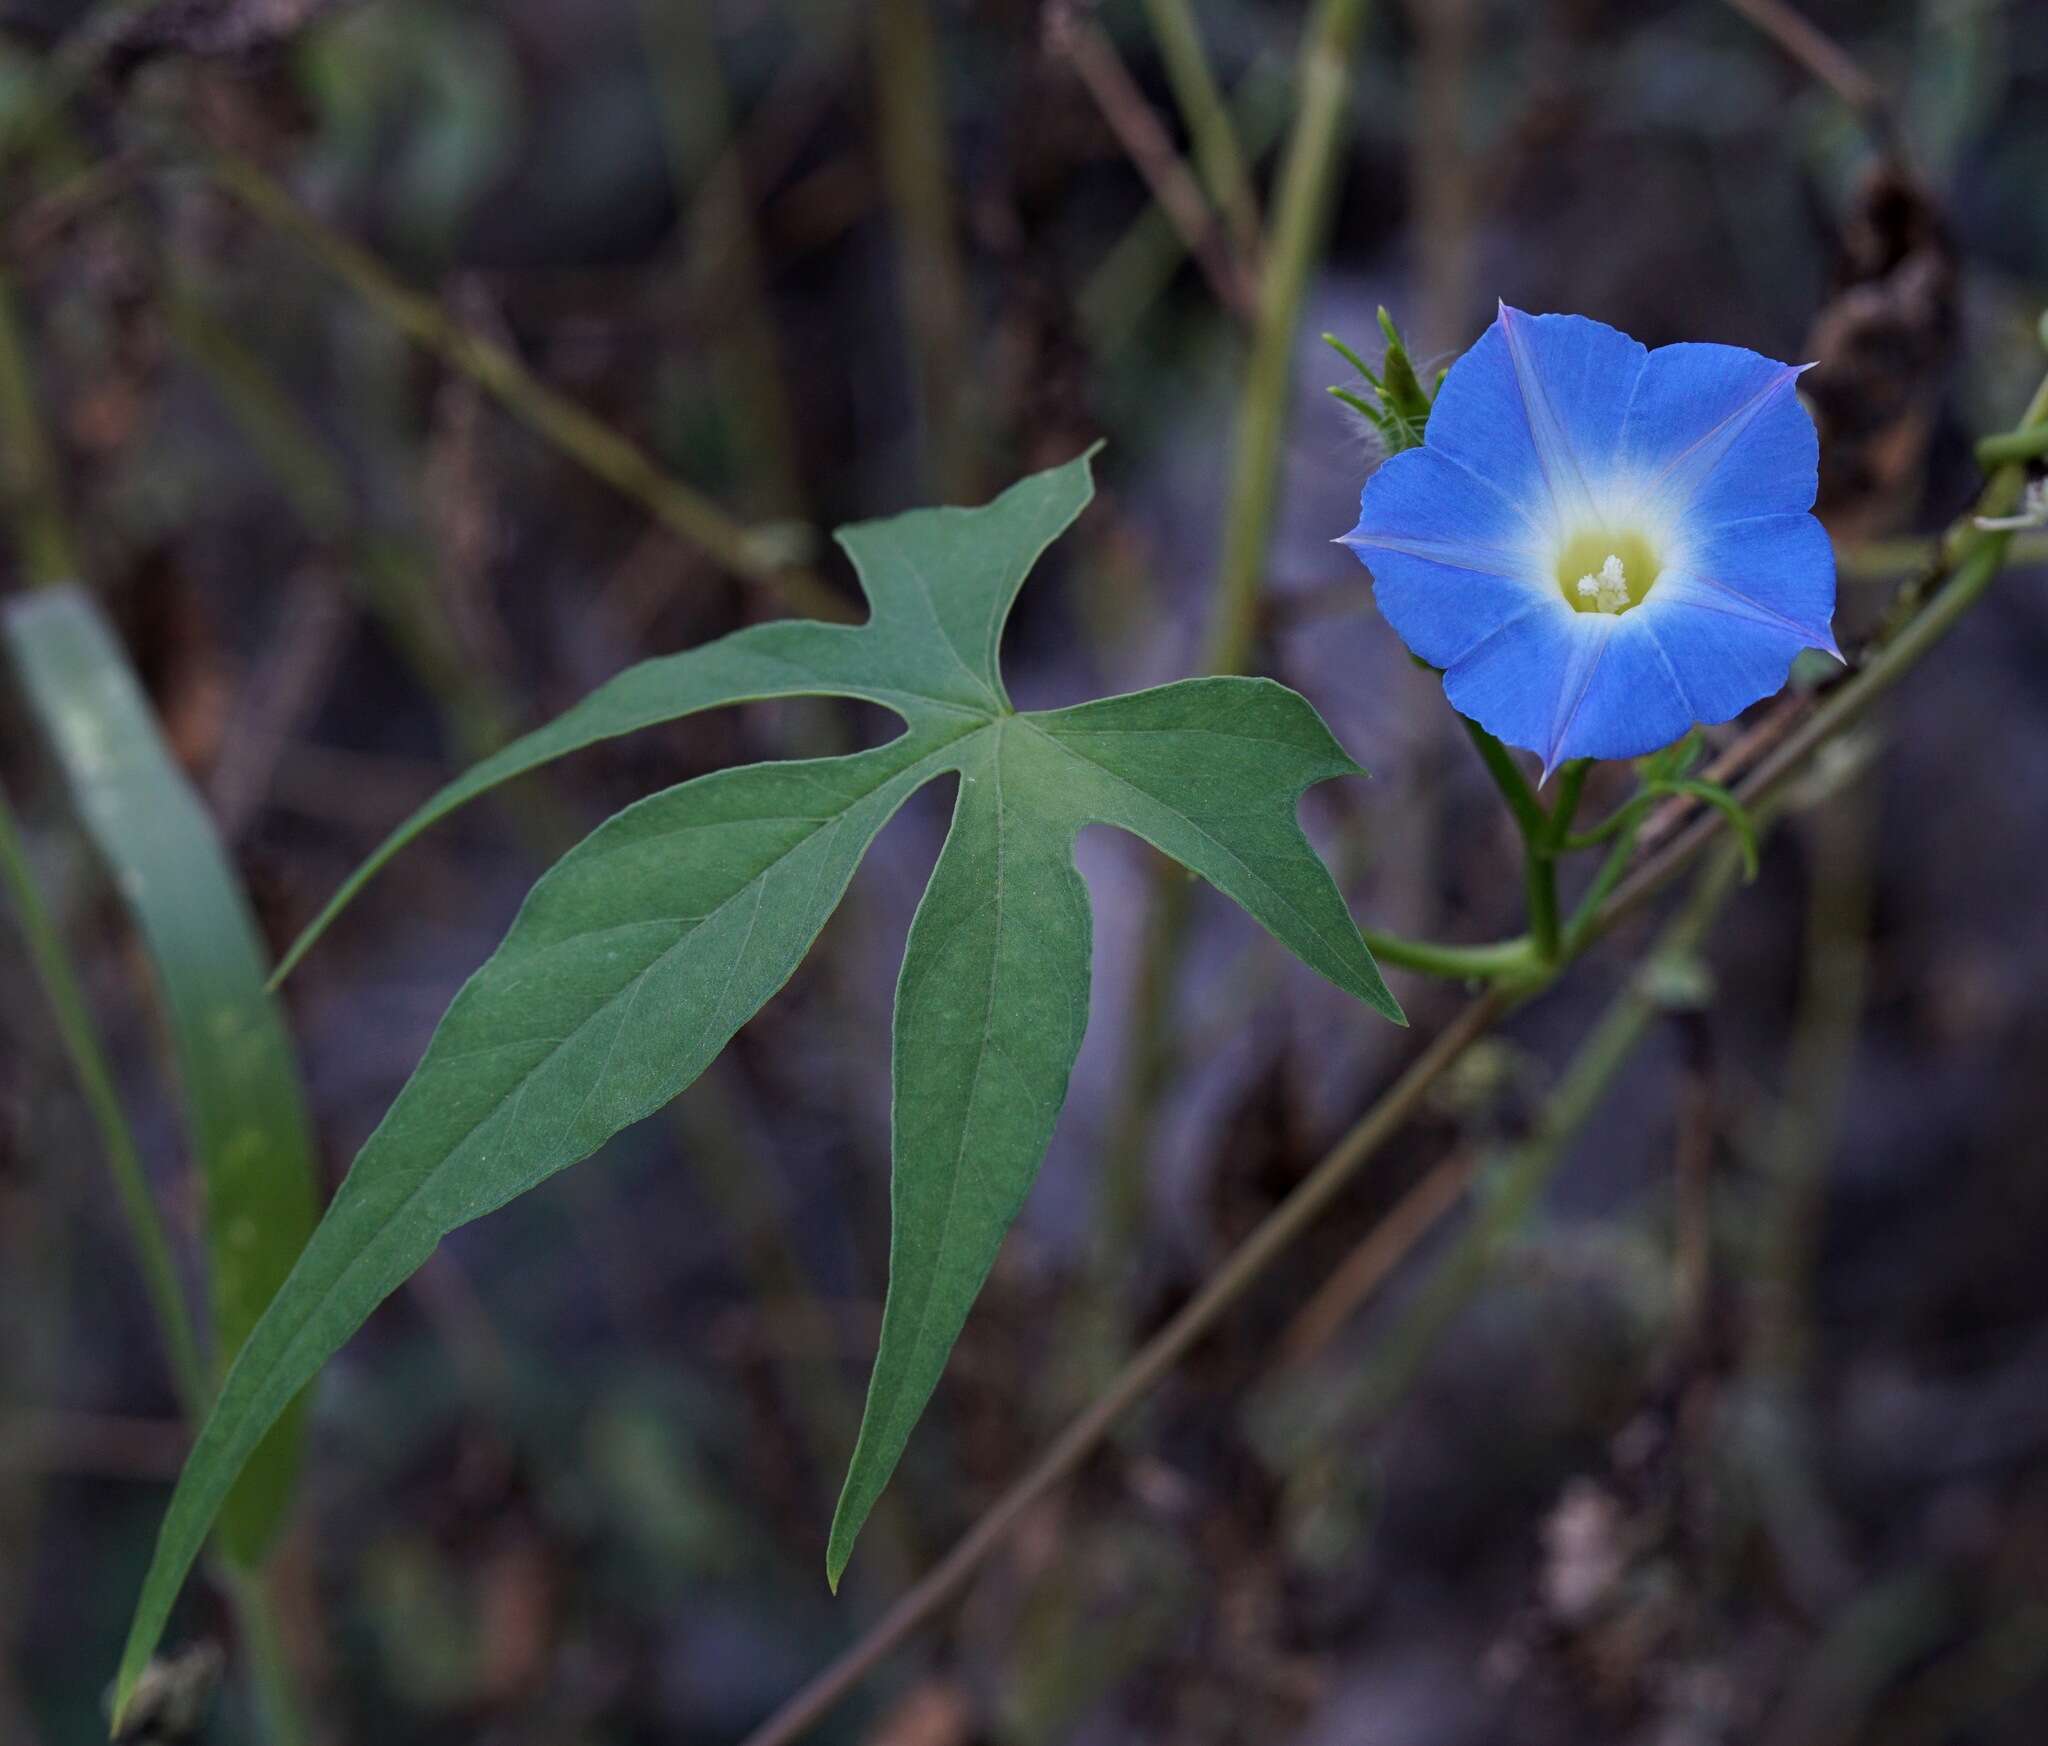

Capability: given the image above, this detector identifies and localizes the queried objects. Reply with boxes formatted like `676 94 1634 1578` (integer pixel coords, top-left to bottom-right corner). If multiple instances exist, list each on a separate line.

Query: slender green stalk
1460 716 1547 840
1207 0 1375 676
199 150 847 622
1360 928 1535 980
1564 813 1649 954
0 272 78 587
1524 847 1561 963
1339 846 1745 1430
870 0 973 501
1476 746 1585 965
1076 64 1290 355
1563 791 1655 852
219 1562 306 1746
641 0 807 516
1974 423 2048 468
1547 760 1593 832
1140 0 1263 262
1082 0 1375 1335
0 788 207 1410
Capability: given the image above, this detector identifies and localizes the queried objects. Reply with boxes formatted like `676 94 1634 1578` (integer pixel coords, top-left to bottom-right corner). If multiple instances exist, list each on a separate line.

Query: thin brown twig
6 150 145 259
1052 15 1257 321
735 991 1506 1746
1277 1147 1477 1364
198 148 852 622
0 1411 189 1481
205 566 354 840
1636 695 1816 854
1721 0 1895 142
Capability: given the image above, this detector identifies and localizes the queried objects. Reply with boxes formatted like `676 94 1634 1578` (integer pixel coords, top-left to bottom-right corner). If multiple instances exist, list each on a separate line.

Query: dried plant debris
1801 164 1961 539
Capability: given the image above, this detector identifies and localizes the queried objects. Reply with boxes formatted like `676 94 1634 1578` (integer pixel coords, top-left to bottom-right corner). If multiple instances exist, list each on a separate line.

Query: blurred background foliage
2 0 2047 1742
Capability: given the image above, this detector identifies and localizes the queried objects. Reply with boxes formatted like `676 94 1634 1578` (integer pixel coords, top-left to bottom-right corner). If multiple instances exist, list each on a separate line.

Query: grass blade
3 587 319 1565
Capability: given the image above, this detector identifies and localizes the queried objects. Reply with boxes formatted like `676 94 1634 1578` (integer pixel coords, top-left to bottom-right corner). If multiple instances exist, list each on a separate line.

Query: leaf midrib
900 725 1009 1410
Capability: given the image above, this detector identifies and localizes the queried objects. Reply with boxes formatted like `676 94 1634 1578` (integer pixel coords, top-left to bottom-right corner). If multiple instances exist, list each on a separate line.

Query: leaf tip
107 1662 140 1739
824 1526 853 1594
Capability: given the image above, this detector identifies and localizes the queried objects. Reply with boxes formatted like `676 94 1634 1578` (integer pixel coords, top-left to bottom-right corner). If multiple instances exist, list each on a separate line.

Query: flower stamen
1555 527 1659 615
1575 553 1631 614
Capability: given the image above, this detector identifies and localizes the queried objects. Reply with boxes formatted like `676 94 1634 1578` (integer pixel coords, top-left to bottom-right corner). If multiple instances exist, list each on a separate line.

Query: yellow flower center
1555 527 1661 616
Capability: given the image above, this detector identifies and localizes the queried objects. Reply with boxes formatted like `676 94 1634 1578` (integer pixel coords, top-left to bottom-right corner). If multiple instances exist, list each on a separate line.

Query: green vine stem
1459 716 1548 839
1208 0 1376 678
1462 725 1589 964
1082 0 1376 1344
1974 423 2048 468
1360 928 1536 981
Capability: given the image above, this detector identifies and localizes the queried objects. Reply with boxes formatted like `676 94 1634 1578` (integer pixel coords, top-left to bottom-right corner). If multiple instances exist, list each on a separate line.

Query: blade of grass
2 589 319 1567
1141 0 1264 261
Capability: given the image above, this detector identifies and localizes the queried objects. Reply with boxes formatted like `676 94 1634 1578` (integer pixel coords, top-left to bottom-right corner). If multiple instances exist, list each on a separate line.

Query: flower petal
1538 612 1697 768
1628 593 1811 734
1495 305 1650 524
1343 446 1554 668
1623 343 1818 528
1440 600 1604 766
1420 308 1645 535
1664 510 1839 653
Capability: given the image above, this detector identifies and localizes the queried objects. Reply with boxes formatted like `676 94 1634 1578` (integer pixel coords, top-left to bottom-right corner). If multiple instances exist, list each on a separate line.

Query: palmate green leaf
113 448 1401 1723
270 446 1092 982
2 588 319 1565
826 680 1397 1581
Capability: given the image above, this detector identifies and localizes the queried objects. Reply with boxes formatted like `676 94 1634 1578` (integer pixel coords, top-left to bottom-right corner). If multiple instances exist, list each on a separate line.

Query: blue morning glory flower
1341 305 1839 776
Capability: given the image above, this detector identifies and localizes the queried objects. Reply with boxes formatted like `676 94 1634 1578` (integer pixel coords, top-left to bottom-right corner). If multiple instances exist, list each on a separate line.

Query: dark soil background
3 1 2048 1743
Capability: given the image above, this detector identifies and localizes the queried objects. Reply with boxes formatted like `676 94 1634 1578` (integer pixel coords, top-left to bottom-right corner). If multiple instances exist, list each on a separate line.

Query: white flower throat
1553 526 1661 617
1575 553 1632 614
